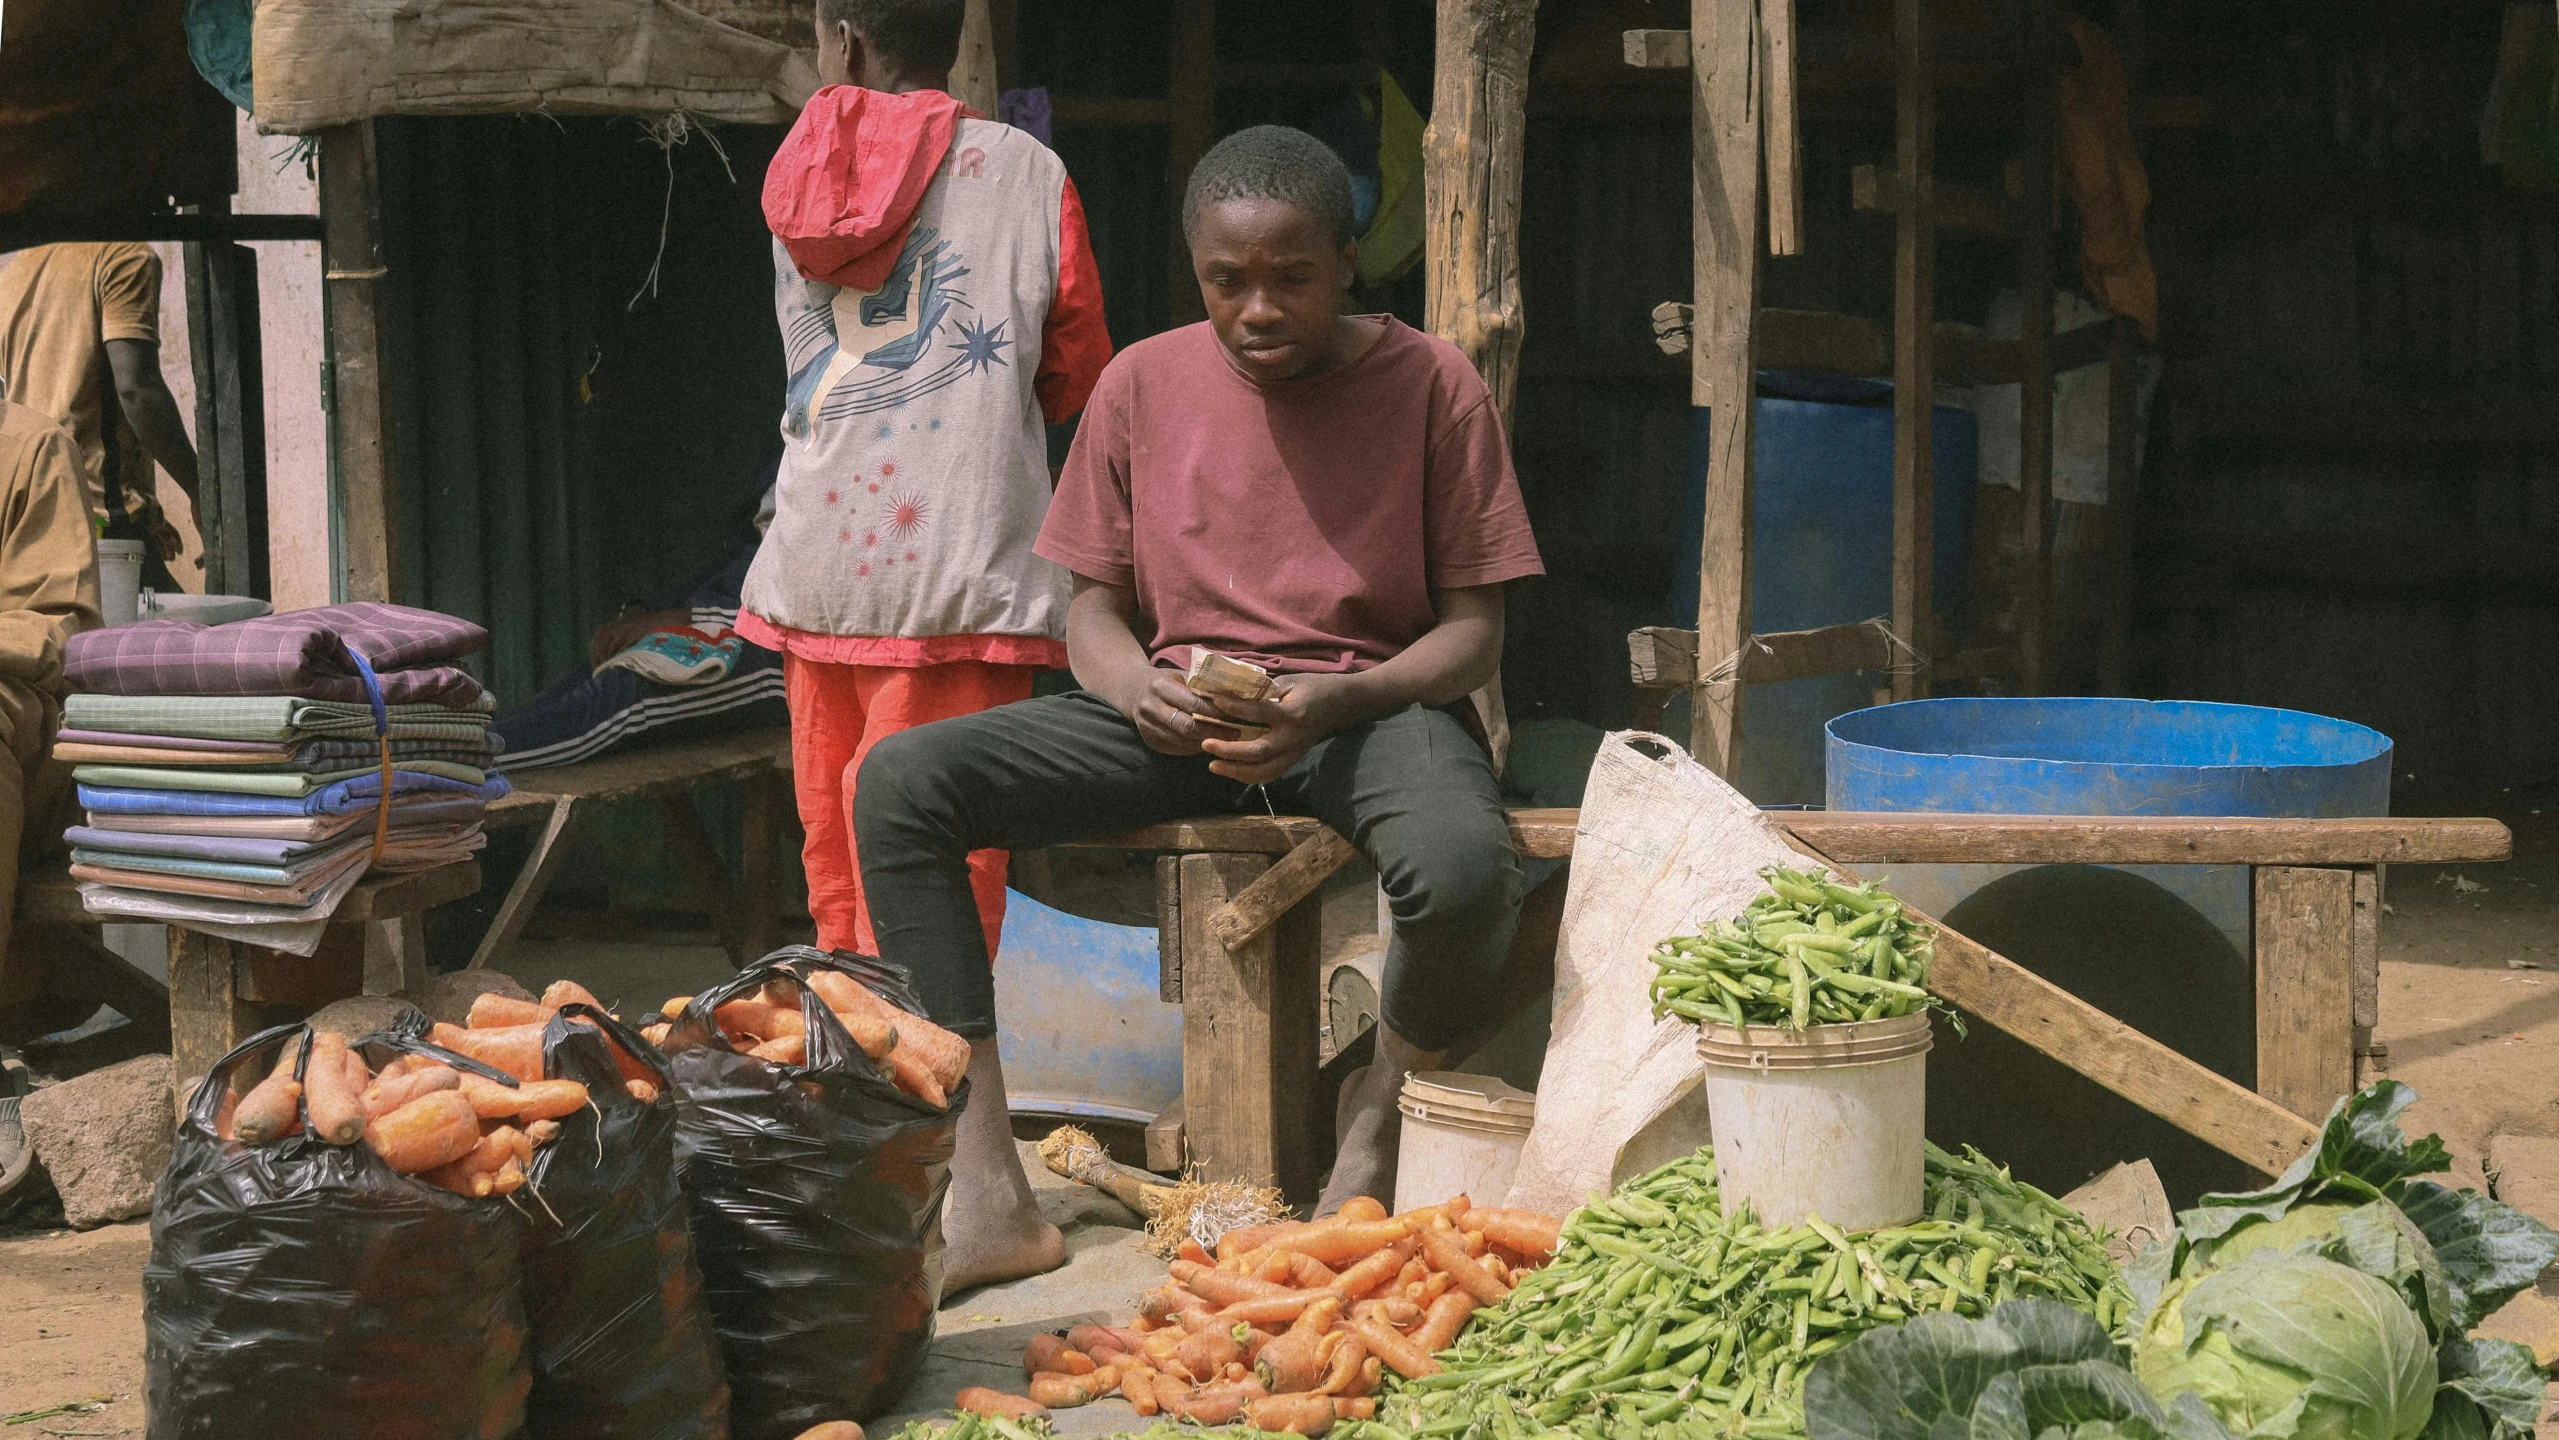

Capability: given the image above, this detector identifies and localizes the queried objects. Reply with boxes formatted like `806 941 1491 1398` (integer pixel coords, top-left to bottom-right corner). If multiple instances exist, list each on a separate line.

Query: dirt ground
6 817 2559 1434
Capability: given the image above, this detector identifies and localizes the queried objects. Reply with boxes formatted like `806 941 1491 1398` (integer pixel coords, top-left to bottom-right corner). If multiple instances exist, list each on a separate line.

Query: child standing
741 0 1110 962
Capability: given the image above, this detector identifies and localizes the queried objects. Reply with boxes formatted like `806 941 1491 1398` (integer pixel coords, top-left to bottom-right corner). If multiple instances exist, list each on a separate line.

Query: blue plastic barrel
1823 697 2391 1200
1672 376 1979 804
992 889 1182 1126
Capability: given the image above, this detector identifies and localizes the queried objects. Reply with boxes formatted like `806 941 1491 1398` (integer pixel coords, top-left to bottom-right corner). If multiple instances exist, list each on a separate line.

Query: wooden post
1424 0 1539 423
1762 0 1803 256
1889 0 1935 701
1166 0 1217 325
1177 853 1323 1202
169 929 256 1118
182 232 270 599
2100 316 2137 694
1689 0 1762 776
952 0 1000 118
2015 3 2053 696
319 122 399 603
2253 867 2356 1122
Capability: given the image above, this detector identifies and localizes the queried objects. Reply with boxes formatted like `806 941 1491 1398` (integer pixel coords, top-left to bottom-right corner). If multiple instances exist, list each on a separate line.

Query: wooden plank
319 123 399 603
1762 0 1802 256
1852 163 2015 235
2099 316 2137 693
363 915 430 995
1155 856 1184 1001
1689 0 1760 777
169 929 256 1118
182 234 270 599
2351 867 2380 1030
1165 0 1216 325
1624 27 1690 67
951 0 999 116
335 861 481 922
1208 827 1361 951
1628 620 1894 689
1145 1097 1187 1174
469 798 583 970
487 729 791 821
1889 0 1935 701
1425 0 1540 424
1627 625 1700 687
2017 2 2056 696
1756 308 2040 387
1781 814 2511 866
1178 854 1323 1201
2254 867 2357 1122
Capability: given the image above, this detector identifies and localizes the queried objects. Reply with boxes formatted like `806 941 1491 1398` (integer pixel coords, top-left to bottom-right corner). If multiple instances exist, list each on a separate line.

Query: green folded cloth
63 694 493 744
71 760 490 796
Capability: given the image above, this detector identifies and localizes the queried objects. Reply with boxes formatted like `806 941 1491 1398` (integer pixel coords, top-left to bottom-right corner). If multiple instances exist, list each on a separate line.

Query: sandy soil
5 818 2558 1433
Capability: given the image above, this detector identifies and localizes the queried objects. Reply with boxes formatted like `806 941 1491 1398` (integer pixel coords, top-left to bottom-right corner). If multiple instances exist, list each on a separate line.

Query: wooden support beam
182 232 270 599
1852 163 2017 235
2253 867 2357 1122
170 930 256 1119
1690 0 1760 778
1208 827 1361 952
1624 27 1690 68
319 123 398 603
1890 0 1935 701
1629 620 1895 688
1165 0 1217 326
951 0 999 117
2017 4 2056 695
1178 853 1323 1200
1782 814 2510 866
1154 856 1184 1001
1426 0 1540 423
1763 0 1802 256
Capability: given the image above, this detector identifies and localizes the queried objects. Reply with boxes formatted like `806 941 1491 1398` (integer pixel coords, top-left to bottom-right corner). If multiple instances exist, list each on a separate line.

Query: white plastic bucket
1696 1012 1931 1230
95 539 144 626
1394 1071 1535 1213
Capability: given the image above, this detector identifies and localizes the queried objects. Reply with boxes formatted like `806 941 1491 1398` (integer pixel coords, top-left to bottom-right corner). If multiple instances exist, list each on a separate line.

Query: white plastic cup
95 539 145 626
1696 1012 1932 1230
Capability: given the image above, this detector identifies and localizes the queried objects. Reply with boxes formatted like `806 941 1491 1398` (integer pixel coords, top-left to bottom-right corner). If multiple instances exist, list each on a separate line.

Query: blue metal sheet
991 888 1182 1126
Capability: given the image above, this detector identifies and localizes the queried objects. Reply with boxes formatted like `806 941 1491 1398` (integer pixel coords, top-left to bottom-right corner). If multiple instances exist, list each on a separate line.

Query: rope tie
343 644 393 866
1694 616 1927 693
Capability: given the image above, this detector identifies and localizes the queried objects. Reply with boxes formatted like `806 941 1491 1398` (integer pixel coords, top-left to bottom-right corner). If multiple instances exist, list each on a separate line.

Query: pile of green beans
1649 866 1940 1030
1364 1144 2130 1440
879 1413 1053 1440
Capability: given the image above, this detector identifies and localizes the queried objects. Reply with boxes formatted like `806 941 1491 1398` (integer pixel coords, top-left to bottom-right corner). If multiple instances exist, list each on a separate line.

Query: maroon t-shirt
1035 317 1545 676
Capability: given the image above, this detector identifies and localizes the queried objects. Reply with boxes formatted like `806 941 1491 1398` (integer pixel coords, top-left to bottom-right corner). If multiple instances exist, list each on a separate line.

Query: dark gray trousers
852 690 1524 1049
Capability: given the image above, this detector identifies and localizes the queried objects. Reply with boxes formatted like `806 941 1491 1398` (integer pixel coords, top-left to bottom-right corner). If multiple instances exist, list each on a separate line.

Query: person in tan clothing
0 397 101 1018
0 243 201 584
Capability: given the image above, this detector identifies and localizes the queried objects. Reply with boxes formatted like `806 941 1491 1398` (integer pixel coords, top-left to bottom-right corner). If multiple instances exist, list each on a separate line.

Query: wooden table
473 729 792 971
19 860 483 1102
1067 809 2511 1198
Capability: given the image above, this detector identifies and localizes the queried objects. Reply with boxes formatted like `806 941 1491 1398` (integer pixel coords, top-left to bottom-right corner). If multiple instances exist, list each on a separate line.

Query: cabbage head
2135 1252 2435 1440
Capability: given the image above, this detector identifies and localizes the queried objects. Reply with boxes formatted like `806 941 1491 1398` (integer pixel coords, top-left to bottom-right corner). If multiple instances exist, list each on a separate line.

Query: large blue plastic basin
992 889 1181 1126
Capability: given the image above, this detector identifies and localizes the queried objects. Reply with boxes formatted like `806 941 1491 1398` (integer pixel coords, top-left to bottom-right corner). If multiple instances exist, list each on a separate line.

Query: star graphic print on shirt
783 226 1005 434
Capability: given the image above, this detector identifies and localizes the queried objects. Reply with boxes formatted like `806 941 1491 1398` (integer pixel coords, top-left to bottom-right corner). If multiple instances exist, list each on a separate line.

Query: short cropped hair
1182 125 1358 249
815 0 965 75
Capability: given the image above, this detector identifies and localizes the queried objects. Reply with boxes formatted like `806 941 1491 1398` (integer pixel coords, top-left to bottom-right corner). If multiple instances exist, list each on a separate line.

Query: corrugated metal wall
2136 4 2559 813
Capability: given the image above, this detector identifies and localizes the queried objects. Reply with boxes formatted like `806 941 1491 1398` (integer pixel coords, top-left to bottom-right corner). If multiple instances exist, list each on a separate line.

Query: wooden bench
18 860 483 1101
470 729 793 972
1067 809 2512 1200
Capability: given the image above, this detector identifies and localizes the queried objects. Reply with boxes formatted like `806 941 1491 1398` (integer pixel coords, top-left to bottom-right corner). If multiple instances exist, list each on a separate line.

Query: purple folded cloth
53 729 280 753
63 601 488 707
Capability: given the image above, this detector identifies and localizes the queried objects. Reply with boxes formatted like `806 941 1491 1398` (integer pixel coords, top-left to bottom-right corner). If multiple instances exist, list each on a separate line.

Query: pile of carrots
955 1195 1563 1436
644 971 970 1109
214 980 665 1197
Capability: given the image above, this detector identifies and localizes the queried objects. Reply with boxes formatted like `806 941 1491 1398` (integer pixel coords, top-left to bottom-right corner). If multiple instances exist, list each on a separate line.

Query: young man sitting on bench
855 125 1546 1289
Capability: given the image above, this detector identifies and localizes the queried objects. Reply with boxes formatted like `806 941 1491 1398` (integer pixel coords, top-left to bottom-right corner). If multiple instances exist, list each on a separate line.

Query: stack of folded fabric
56 602 510 950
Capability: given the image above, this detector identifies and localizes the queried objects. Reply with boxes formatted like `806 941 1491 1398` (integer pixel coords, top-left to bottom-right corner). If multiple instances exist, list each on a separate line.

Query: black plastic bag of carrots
518 1004 730 1440
664 949 964 1440
144 1023 533 1440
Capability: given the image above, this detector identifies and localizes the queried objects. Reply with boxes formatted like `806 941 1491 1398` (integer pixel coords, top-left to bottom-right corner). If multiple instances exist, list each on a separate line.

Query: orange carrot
540 979 607 1016
1245 1394 1336 1437
1174 1328 1245 1382
880 1038 948 1107
1483 1253 1512 1288
1282 1252 1340 1288
749 1034 807 1065
1252 1328 1325 1395
525 1118 561 1148
808 971 968 1087
1215 1294 1320 1328
1345 1316 1439 1380
468 993 544 1028
639 1022 672 1049
1121 1367 1162 1418
1348 1296 1421 1330
1315 1336 1369 1396
1412 1271 1452 1306
366 1090 481 1173
1218 1221 1308 1262
421 1126 517 1197
1391 1257 1428 1293
1263 1218 1412 1267
1420 1226 1510 1305
626 1078 661 1103
364 1061 460 1118
1329 1238 1416 1299
301 1033 368 1144
715 999 792 1039
232 1066 303 1145
1411 1290 1479 1353
1171 1259 1296 1306
1178 1239 1213 1266
1333 1398 1376 1420
462 1076 588 1121
1067 1324 1145 1356
1472 1207 1562 1261
954 1388 1047 1422
212 1087 239 1142
1027 1373 1095 1409
1334 1197 1388 1224
1291 1294 1341 1335
1164 1381 1267 1427
791 1424 864 1440
1023 1334 1075 1375
429 1021 545 1083
659 996 691 1019
487 1158 526 1196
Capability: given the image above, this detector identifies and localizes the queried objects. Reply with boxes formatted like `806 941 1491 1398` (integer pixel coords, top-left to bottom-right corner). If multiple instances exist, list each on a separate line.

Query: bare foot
1316 1027 1445 1217
939 1037 1068 1296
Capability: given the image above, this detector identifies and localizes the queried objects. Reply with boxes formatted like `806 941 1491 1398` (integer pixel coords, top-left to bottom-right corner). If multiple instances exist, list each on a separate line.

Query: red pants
785 655 1034 956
